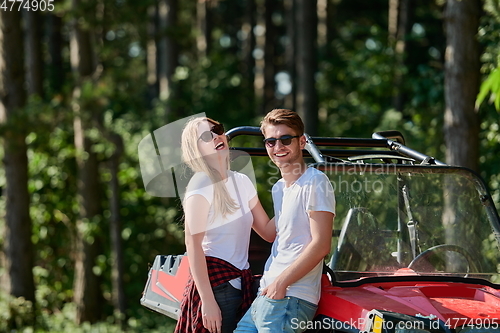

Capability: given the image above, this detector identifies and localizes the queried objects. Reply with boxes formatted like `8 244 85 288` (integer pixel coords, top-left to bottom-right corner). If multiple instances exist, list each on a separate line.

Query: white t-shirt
184 170 257 289
260 167 335 304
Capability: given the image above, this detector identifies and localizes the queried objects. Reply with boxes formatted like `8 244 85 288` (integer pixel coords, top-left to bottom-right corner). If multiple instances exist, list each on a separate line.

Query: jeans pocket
262 295 289 303
292 298 318 331
213 282 242 306
298 299 317 315
252 296 291 331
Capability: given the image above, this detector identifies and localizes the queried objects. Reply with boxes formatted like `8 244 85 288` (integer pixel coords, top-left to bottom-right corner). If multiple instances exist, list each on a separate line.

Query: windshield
321 164 500 284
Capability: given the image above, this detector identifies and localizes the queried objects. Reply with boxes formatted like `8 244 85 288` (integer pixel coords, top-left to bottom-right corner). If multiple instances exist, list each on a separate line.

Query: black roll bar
226 126 446 165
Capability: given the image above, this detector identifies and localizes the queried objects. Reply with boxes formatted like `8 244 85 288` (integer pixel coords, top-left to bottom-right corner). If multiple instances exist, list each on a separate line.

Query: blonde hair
181 117 239 219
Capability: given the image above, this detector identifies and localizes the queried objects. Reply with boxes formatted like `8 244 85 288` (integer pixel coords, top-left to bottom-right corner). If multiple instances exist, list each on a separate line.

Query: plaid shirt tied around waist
174 256 254 333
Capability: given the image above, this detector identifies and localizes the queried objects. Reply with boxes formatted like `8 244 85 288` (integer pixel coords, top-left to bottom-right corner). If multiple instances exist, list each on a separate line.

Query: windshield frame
314 162 500 285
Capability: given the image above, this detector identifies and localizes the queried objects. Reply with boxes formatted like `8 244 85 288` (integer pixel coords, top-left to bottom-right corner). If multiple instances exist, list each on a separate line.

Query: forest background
1 0 500 332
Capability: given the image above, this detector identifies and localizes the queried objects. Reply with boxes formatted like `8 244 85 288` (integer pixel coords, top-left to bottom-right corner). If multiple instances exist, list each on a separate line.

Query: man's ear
299 134 307 149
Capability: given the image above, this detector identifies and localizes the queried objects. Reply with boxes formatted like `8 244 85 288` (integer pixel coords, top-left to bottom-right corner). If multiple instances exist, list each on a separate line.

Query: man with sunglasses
235 109 336 332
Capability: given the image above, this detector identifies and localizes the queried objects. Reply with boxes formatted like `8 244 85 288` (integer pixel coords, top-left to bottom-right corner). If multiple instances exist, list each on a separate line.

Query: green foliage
477 1 500 211
34 306 177 333
171 52 257 128
477 1 500 112
477 68 500 110
317 0 445 163
0 293 34 333
0 292 176 333
2 0 500 331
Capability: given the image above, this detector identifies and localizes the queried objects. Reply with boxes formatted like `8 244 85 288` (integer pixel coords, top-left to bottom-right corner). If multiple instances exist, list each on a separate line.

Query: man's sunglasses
198 123 225 142
263 135 300 148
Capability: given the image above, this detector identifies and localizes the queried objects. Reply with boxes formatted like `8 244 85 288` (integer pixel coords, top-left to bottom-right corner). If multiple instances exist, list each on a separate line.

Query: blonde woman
174 117 275 333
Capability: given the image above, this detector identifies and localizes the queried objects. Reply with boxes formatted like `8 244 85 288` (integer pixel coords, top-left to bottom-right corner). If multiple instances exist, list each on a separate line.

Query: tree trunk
254 0 265 112
389 0 411 112
295 0 318 135
0 8 36 322
388 0 399 42
108 133 126 323
443 0 481 171
147 3 159 105
325 0 336 59
317 0 327 50
241 0 256 105
24 10 44 98
72 114 104 323
263 0 277 113
47 12 65 93
196 0 212 58
157 0 178 108
442 0 481 257
70 0 104 323
284 0 296 110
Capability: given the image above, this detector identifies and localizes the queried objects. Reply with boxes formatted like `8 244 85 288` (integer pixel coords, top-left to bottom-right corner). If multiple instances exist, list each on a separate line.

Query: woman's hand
201 298 222 333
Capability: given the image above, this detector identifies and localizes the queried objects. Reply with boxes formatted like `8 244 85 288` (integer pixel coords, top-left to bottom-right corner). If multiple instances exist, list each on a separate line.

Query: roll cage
226 126 445 165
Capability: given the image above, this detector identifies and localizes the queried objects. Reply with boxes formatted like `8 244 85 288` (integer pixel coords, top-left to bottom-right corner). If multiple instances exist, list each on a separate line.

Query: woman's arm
249 195 276 242
184 194 222 333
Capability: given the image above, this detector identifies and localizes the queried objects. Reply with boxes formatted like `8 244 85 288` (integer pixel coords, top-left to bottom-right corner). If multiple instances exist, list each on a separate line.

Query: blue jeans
234 295 318 333
212 281 243 333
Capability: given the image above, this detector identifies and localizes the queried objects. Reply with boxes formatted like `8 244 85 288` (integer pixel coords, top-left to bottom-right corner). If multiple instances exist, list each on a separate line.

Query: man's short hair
260 109 304 136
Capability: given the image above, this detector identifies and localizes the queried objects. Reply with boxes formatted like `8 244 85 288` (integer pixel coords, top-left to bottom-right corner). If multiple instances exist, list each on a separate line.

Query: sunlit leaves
477 67 500 111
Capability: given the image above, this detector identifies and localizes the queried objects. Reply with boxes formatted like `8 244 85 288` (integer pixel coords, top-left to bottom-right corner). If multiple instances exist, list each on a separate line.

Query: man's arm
261 210 334 299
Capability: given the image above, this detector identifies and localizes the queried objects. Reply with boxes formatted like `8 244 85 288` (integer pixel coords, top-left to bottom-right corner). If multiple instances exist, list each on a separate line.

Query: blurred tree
197 0 213 58
443 0 481 263
70 0 105 323
263 0 278 113
47 12 65 94
388 0 411 112
158 0 179 117
0 9 36 326
254 0 265 112
296 0 318 134
107 132 126 323
147 1 159 105
24 11 44 98
284 0 296 110
241 0 256 107
325 0 337 59
444 0 481 171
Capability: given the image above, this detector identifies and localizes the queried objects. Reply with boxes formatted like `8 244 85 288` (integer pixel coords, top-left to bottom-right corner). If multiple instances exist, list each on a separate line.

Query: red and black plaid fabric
174 256 254 333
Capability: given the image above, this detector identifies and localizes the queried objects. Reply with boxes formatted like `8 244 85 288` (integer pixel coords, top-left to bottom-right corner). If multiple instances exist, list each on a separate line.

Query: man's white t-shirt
184 170 257 289
260 167 335 304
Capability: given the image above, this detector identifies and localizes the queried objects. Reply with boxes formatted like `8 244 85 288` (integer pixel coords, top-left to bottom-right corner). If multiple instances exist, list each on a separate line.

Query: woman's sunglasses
198 123 225 142
263 135 300 148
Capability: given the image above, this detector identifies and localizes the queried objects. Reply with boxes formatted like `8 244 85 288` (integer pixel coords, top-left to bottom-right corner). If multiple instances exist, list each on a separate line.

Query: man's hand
260 279 287 300
201 299 222 333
